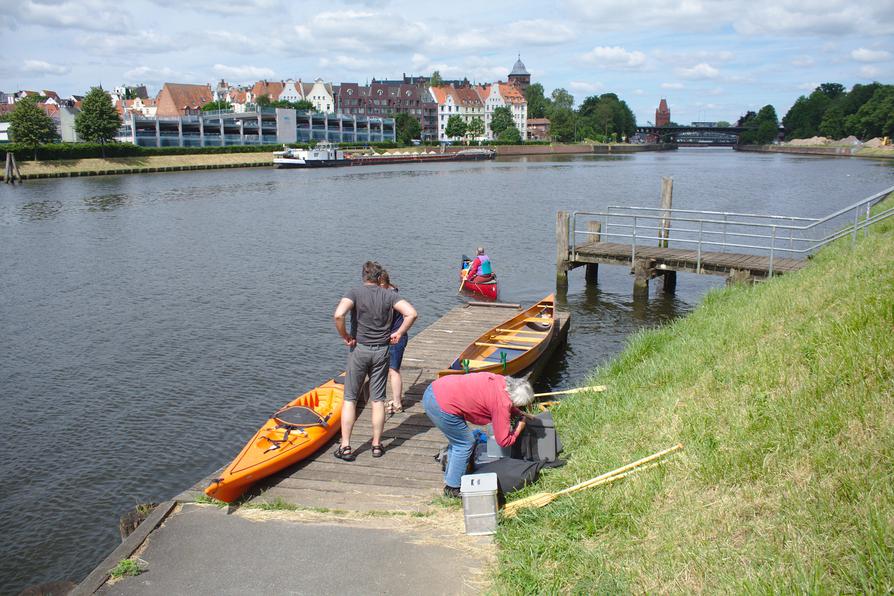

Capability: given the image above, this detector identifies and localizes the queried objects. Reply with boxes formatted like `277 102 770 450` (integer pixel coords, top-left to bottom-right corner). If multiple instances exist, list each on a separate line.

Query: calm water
1 149 892 591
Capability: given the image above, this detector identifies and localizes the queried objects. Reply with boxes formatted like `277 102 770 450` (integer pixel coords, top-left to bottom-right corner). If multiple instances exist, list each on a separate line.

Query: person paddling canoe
466 246 495 283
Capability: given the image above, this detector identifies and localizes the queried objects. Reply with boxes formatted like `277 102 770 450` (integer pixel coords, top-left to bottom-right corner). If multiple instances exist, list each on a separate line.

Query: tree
8 96 59 159
818 104 845 139
466 116 485 142
490 106 513 137
740 104 779 145
716 120 732 128
444 114 466 140
256 94 272 106
270 99 315 111
430 71 443 87
576 93 636 141
497 125 521 143
524 83 550 119
737 111 757 127
75 86 122 156
394 112 422 145
550 108 576 142
550 88 574 111
846 85 894 139
202 100 231 112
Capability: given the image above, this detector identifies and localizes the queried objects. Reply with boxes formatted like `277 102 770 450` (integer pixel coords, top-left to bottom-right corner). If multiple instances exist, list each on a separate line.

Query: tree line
526 83 637 143
782 82 893 140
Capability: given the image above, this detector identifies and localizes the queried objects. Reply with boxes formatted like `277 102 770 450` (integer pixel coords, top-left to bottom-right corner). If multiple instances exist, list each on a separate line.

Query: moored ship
274 141 494 168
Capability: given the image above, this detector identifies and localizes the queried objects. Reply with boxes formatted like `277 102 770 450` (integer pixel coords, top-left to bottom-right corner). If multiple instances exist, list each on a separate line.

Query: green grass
109 559 142 579
493 195 894 594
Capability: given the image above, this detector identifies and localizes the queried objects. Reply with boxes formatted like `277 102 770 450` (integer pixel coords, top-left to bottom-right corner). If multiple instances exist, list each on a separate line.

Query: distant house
477 82 528 140
250 80 284 105
304 78 334 113
527 118 550 140
155 83 214 117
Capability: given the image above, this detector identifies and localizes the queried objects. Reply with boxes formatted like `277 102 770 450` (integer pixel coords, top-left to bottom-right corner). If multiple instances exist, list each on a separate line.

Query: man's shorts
344 343 390 403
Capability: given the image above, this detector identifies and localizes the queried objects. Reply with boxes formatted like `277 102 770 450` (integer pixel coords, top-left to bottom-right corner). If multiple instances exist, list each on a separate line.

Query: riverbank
3 143 675 181
8 152 272 180
738 144 894 159
494 194 894 593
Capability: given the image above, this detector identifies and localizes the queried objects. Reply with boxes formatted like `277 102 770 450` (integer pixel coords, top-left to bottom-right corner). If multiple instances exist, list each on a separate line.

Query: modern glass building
118 107 395 147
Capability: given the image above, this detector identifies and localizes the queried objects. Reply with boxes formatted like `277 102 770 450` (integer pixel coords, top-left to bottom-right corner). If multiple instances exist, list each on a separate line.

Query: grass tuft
493 193 894 593
109 559 142 579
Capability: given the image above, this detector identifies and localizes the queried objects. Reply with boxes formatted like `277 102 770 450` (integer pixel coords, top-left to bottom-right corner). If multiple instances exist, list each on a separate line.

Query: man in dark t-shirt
333 261 417 461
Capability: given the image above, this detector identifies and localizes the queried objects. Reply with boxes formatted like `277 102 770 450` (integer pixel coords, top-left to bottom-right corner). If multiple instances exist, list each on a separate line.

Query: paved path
98 504 492 596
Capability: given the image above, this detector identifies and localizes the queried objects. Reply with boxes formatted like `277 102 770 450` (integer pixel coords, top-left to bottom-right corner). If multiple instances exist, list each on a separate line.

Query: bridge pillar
633 258 654 297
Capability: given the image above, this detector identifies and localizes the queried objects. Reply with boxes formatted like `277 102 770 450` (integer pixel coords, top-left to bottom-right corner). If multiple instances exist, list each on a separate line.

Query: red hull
460 273 498 300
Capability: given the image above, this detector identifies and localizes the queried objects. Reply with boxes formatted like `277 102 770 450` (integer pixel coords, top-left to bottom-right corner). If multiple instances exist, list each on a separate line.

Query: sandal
371 444 386 458
386 402 404 415
334 445 356 462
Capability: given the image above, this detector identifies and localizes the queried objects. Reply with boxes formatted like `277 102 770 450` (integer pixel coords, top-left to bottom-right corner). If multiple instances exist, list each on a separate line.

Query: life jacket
477 255 493 275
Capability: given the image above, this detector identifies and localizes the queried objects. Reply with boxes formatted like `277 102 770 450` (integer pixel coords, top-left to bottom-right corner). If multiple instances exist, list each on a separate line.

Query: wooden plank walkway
178 302 570 512
573 241 805 277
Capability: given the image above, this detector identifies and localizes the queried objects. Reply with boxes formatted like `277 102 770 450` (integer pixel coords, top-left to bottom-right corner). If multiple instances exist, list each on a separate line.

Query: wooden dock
178 302 569 511
556 210 807 295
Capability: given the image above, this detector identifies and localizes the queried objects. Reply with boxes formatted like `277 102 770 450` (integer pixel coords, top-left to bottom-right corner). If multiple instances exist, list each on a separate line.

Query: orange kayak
204 376 344 503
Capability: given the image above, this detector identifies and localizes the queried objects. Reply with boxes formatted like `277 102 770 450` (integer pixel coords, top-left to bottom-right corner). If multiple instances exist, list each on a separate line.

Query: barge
273 142 494 168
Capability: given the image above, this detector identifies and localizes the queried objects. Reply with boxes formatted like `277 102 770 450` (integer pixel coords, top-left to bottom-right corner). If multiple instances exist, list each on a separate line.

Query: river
1 148 891 592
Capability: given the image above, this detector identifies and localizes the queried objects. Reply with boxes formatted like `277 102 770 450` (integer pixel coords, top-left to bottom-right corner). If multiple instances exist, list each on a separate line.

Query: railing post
659 176 673 248
852 208 859 248
865 203 871 237
631 216 637 264
696 221 703 273
556 211 570 289
769 226 776 277
721 213 727 253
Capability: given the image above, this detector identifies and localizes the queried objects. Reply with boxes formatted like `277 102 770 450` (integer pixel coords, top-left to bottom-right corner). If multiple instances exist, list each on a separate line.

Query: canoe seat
524 317 553 324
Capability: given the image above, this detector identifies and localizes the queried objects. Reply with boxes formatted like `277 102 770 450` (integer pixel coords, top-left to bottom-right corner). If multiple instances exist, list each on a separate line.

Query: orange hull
438 294 557 378
204 378 344 503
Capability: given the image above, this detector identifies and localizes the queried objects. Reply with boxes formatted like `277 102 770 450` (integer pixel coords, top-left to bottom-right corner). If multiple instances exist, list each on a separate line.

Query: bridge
635 125 785 146
556 186 894 295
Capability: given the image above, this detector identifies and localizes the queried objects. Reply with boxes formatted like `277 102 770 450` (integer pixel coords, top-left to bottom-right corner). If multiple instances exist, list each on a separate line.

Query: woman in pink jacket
424 372 534 497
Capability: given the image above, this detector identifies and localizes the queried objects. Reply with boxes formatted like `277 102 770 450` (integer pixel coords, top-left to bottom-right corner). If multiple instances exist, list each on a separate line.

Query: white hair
505 375 534 407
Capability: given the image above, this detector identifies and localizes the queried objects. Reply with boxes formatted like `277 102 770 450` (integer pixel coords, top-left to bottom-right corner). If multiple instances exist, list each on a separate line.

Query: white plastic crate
460 473 499 535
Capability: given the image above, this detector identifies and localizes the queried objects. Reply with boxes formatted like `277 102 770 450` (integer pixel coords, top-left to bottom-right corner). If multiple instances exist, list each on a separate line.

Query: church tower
655 98 671 127
508 55 530 93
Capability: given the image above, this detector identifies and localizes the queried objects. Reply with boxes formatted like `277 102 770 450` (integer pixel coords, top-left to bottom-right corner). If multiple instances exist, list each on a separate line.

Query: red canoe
460 257 498 300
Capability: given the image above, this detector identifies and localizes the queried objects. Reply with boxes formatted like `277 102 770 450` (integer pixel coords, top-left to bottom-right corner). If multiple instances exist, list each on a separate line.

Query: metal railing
570 186 894 276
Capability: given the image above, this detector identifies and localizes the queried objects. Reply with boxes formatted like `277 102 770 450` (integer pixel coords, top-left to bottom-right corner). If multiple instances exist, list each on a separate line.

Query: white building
303 78 335 113
430 84 487 142
279 79 303 103
478 83 527 140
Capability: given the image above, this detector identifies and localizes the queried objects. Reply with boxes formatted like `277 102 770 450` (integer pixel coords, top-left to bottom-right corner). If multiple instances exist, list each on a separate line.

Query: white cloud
5 0 129 32
212 64 276 79
677 63 719 79
411 53 428 69
791 55 815 67
319 55 380 71
661 82 684 90
22 59 69 75
851 48 891 62
124 65 190 84
632 89 645 96
707 87 725 96
569 80 603 94
654 49 734 64
146 0 284 14
503 20 575 46
76 31 178 54
860 65 881 78
294 10 429 53
205 30 287 54
580 46 647 69
797 82 819 91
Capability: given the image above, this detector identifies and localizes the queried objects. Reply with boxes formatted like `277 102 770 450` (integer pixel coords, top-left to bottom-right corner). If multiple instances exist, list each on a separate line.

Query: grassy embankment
17 152 272 177
495 194 894 593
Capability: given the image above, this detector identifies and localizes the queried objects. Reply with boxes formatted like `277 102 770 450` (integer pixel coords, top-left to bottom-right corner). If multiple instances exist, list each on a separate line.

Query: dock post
633 258 653 297
556 211 570 289
662 270 676 293
584 220 601 284
727 269 753 285
659 176 673 247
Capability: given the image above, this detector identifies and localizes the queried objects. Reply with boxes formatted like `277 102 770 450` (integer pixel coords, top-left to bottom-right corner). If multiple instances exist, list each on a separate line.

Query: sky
1 0 893 124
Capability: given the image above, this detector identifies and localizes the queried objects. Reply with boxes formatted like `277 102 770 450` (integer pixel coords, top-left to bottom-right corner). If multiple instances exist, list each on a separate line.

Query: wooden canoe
438 294 557 378
204 376 344 503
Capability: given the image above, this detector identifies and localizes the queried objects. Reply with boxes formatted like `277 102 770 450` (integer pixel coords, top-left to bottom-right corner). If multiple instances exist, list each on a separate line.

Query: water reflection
83 193 128 212
19 200 63 221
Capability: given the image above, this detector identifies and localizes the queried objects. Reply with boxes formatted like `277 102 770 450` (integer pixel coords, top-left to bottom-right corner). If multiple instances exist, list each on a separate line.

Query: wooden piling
661 270 677 293
727 268 754 285
585 221 601 284
556 210 570 288
633 258 653 296
659 177 673 247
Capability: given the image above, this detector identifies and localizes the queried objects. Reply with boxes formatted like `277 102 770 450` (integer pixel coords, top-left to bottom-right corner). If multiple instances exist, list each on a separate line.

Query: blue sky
2 0 892 124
